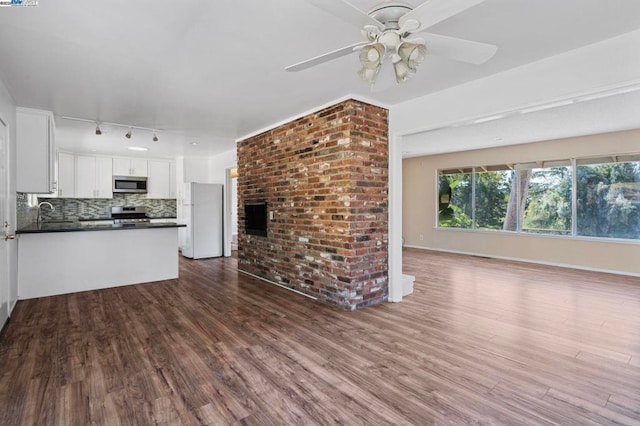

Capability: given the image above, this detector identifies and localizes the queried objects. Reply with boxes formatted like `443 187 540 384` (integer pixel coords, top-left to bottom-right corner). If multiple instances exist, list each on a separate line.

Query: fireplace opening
245 201 267 237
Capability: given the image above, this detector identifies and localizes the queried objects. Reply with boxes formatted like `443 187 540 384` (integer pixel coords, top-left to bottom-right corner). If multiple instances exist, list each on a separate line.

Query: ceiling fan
286 0 498 86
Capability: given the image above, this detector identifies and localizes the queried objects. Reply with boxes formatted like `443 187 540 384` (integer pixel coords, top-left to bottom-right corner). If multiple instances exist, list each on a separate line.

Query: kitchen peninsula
17 221 186 299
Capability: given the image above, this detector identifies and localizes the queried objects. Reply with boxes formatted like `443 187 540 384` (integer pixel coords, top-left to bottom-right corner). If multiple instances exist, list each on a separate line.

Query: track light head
95 124 102 135
125 129 132 139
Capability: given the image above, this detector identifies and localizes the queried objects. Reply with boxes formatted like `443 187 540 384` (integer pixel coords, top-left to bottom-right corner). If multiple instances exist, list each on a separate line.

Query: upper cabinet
113 157 148 177
16 108 56 193
147 160 176 199
75 155 113 199
55 151 177 199
57 151 75 198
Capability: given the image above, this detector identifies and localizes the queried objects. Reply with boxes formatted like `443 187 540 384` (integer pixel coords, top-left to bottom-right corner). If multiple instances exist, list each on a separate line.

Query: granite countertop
17 221 186 234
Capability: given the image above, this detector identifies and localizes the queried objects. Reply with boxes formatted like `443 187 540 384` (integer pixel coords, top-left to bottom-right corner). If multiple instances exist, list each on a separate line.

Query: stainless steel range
110 206 150 224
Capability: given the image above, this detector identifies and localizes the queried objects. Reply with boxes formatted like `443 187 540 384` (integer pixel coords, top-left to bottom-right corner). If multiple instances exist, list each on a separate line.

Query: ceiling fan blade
305 0 384 30
400 0 486 32
422 33 497 64
285 41 368 72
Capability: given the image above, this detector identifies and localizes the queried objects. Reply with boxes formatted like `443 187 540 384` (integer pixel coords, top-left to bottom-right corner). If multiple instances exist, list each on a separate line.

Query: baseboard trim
238 269 318 300
403 245 640 278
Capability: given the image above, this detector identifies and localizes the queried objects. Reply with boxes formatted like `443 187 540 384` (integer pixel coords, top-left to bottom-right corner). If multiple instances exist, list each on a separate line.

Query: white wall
207 148 236 183
403 129 640 276
0 76 18 317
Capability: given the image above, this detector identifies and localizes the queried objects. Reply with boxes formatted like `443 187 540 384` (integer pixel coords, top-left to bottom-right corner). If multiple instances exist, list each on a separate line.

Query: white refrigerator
180 183 223 259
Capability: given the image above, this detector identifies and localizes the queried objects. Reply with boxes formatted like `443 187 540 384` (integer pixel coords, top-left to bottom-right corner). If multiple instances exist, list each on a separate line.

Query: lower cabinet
75 155 113 198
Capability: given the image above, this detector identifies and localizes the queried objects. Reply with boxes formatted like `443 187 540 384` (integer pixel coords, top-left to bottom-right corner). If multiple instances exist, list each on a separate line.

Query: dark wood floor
1 249 640 425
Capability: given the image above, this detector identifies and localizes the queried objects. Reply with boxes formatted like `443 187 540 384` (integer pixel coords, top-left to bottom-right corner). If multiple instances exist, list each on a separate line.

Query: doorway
0 116 10 328
224 167 238 257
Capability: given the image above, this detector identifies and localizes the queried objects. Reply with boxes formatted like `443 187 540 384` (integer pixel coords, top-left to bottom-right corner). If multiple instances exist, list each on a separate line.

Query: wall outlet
419 234 424 241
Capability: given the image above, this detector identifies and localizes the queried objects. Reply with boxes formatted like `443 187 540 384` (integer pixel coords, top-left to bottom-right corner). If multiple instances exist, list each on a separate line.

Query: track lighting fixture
62 116 165 142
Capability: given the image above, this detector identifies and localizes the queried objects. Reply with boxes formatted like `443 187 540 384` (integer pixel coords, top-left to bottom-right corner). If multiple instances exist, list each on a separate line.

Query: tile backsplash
16 193 177 227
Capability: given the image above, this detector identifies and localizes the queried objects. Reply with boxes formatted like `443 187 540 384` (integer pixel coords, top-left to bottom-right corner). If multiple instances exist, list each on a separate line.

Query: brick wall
237 99 388 310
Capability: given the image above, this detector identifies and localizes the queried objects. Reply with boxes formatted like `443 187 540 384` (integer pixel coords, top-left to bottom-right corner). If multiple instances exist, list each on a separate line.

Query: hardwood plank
1 249 640 425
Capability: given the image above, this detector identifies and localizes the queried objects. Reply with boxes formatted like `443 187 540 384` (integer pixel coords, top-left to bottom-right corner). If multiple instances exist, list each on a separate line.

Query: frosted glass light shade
393 58 416 83
359 43 385 69
358 65 381 84
398 42 426 69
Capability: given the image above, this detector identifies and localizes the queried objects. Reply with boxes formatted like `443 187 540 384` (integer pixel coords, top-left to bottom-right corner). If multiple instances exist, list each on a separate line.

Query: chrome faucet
37 201 55 224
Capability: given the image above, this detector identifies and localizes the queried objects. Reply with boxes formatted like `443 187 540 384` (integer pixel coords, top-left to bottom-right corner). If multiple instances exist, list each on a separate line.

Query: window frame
435 153 640 244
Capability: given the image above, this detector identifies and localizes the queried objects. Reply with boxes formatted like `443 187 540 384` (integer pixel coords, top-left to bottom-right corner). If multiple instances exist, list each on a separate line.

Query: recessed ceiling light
128 146 148 151
190 142 198 146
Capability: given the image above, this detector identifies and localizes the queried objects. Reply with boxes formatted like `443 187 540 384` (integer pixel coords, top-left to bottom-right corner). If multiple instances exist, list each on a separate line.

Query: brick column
237 99 388 310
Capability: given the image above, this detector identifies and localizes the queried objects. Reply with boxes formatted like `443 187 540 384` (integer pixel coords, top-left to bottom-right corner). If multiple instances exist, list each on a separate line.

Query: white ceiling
402 89 640 157
0 0 639 159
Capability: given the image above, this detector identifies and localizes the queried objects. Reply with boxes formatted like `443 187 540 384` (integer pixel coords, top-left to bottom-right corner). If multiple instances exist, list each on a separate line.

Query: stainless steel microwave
113 176 147 193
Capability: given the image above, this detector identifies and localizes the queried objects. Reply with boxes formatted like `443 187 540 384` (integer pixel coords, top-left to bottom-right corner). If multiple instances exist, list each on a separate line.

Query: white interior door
0 118 10 328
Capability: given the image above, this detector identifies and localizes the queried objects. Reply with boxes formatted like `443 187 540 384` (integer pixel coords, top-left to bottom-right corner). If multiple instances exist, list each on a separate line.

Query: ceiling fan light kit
287 0 498 87
358 66 381 84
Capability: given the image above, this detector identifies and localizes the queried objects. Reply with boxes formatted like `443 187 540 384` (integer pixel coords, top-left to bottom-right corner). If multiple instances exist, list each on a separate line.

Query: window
438 170 472 228
437 154 640 241
577 156 640 239
475 167 513 230
520 163 572 235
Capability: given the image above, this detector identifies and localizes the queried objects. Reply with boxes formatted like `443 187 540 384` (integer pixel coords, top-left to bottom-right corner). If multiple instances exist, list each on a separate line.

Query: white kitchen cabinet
113 157 148 177
57 152 75 198
169 161 176 198
16 108 56 193
95 157 113 197
147 160 176 199
75 155 113 198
